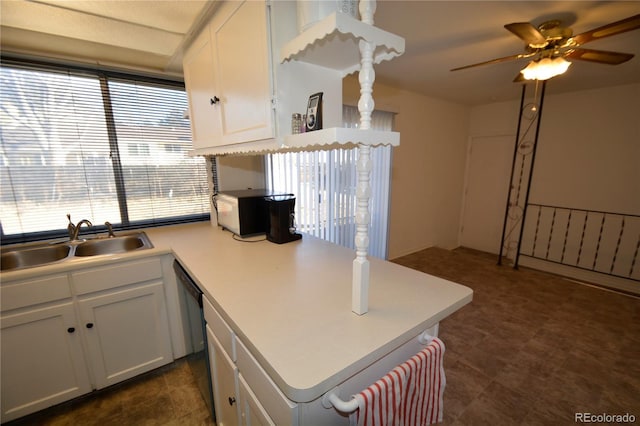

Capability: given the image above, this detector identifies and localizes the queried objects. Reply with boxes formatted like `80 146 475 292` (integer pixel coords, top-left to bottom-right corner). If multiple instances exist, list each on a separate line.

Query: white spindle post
352 0 376 315
352 142 371 315
359 0 376 25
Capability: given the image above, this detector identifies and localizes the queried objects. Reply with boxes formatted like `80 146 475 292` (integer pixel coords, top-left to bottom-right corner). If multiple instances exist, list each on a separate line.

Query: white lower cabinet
204 297 296 426
239 374 274 426
207 324 241 426
201 295 442 425
235 338 298 426
0 301 92 422
78 281 173 389
0 256 174 423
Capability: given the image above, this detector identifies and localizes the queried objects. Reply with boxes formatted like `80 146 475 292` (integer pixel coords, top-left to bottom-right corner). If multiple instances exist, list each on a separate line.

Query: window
266 106 393 258
0 60 209 244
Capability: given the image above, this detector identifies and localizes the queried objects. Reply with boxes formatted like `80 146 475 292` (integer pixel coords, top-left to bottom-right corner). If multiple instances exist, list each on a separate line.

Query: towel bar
321 329 438 413
417 325 438 345
322 386 360 412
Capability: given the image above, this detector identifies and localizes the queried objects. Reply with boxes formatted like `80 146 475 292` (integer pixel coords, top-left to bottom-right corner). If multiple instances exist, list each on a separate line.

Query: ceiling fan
451 13 640 81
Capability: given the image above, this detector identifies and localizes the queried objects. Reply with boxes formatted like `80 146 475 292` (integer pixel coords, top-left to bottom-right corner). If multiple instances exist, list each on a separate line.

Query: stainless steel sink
74 234 152 257
1 232 153 271
1 244 72 271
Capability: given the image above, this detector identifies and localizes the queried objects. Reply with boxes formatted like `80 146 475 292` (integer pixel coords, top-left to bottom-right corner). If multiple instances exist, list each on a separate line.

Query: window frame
0 57 210 245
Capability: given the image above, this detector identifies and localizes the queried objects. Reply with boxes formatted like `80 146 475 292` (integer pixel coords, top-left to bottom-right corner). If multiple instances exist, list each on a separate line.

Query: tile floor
7 356 214 426
7 247 640 425
393 247 640 425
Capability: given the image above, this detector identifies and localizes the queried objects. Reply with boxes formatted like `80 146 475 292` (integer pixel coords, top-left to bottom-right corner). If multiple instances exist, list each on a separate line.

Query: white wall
463 83 640 255
344 76 470 259
348 78 639 262
216 156 266 191
531 83 640 215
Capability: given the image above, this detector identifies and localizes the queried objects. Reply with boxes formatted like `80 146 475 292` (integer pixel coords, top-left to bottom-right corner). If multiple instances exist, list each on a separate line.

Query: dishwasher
173 260 215 421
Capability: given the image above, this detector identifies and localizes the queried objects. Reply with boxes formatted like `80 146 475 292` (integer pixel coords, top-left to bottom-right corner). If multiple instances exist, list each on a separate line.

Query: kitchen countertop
1 222 472 403
145 222 473 403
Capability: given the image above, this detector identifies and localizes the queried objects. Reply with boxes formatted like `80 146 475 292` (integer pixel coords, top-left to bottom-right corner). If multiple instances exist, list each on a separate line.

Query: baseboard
518 255 639 296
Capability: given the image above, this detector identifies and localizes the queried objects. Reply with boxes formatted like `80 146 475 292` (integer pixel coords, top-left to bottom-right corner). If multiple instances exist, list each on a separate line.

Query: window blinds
266 106 393 259
0 61 209 243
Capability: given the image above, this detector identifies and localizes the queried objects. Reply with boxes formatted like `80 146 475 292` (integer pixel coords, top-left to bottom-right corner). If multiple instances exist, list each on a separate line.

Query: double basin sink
1 232 153 272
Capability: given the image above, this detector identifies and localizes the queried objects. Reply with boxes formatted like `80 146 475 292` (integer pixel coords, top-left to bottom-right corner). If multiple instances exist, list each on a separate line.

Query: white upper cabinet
213 1 274 145
184 1 274 151
183 25 220 149
183 0 405 155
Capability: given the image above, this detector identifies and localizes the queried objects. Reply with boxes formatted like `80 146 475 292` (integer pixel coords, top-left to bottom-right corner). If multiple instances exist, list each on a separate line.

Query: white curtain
266 106 393 259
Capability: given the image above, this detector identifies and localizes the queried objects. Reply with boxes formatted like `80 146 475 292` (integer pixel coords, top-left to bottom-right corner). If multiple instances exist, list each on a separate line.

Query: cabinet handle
86 323 94 329
67 327 76 333
228 396 236 406
210 96 220 105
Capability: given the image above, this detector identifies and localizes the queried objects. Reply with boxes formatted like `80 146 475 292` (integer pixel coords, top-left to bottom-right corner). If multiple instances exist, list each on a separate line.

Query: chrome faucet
105 221 116 237
67 214 93 241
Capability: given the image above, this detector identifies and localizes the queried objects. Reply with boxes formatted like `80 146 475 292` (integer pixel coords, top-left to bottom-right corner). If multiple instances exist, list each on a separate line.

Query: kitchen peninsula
147 222 473 424
1 221 471 424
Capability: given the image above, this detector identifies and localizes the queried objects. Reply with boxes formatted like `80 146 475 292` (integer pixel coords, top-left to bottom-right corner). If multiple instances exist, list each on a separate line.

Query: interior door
460 135 514 254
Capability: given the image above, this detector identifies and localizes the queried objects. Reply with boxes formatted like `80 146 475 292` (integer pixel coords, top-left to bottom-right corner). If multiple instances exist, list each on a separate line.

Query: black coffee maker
264 195 302 244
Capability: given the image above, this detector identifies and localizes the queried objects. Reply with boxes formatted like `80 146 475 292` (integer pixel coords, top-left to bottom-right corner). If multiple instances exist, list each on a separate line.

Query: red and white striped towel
350 337 446 426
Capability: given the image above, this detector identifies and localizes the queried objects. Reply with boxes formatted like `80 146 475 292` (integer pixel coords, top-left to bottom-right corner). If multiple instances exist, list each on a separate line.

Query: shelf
189 139 284 157
280 12 405 76
188 128 399 157
283 127 400 149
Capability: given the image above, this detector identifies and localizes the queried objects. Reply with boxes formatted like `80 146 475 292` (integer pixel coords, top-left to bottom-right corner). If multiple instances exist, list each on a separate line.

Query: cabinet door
207 324 240 426
78 282 173 389
239 374 275 426
212 0 274 145
1 302 91 422
183 26 221 149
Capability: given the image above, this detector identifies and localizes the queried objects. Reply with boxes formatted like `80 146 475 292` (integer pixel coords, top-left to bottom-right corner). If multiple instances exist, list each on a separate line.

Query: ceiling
0 0 214 76
1 1 639 105
374 1 640 104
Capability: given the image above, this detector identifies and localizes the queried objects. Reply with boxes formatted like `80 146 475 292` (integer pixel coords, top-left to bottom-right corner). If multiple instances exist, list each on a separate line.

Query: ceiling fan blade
566 48 634 65
451 53 534 71
572 14 640 45
513 72 526 83
504 22 548 47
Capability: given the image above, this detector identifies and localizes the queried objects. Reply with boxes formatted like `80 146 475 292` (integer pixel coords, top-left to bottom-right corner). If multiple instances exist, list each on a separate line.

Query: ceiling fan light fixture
521 56 572 80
